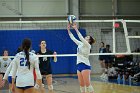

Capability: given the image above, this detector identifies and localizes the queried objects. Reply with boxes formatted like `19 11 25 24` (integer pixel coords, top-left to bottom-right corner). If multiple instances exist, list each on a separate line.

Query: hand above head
71 22 78 30
67 23 71 31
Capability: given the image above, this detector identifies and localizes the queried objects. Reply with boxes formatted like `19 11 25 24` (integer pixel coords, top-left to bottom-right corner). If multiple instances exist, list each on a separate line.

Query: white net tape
0 19 140 58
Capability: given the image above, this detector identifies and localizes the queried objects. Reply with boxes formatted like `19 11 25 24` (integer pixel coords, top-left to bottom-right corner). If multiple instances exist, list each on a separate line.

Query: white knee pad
34 84 40 89
48 85 53 90
86 85 94 92
80 86 86 93
9 89 12 93
42 84 45 88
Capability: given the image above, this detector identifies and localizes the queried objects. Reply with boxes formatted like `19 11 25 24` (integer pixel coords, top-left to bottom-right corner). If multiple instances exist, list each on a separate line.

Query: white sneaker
101 74 108 82
100 73 105 78
103 74 108 80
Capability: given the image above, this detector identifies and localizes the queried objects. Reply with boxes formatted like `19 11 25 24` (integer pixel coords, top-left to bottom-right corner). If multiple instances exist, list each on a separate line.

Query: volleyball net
0 19 140 57
0 19 140 84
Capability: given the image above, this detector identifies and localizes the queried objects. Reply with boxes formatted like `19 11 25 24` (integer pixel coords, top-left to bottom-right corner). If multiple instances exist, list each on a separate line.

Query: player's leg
8 76 16 93
15 88 24 93
24 87 34 93
39 75 46 93
77 71 86 93
82 70 94 93
103 61 108 79
100 60 106 78
46 74 53 92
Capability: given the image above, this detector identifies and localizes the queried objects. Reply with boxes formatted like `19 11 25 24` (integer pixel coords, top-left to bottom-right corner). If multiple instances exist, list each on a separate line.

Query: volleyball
67 15 76 25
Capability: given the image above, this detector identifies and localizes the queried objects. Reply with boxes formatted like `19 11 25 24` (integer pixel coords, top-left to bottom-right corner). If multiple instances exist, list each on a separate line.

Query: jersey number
20 58 27 66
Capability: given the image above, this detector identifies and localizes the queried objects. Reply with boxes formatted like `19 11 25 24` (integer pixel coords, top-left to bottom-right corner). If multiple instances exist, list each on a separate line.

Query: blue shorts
17 86 34 90
77 63 91 72
8 76 17 84
8 76 12 84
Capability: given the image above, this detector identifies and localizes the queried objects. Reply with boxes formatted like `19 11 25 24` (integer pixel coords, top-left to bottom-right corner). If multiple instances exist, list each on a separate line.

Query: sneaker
101 74 108 82
100 73 105 78
103 74 108 80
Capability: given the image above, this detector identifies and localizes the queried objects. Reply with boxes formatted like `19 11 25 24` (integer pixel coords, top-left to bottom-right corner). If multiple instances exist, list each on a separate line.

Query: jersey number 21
20 58 27 66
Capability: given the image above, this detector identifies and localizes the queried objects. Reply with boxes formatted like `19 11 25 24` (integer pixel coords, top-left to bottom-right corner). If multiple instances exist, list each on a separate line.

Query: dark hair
101 42 105 47
106 44 110 48
22 38 31 69
16 46 23 53
40 40 46 44
2 49 8 56
89 36 96 45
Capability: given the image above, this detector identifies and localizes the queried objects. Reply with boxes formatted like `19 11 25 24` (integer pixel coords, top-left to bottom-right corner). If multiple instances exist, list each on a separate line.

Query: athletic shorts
8 76 17 84
77 63 91 72
8 76 12 84
17 86 34 90
99 55 106 61
40 70 52 75
40 66 52 75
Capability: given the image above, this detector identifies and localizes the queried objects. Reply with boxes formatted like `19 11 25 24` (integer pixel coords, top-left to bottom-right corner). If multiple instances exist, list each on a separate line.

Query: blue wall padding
0 29 86 74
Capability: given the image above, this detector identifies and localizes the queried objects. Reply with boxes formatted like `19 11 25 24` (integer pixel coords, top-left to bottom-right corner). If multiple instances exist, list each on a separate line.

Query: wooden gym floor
0 76 140 93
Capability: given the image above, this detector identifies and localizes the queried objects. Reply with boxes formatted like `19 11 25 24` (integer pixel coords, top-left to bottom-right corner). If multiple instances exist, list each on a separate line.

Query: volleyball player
11 38 42 93
98 42 106 78
0 50 11 78
1 47 23 93
0 50 11 88
105 45 112 70
2 58 17 93
67 23 95 93
37 40 57 93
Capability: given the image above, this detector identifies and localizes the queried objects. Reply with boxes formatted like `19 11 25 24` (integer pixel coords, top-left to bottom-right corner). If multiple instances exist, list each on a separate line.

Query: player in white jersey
1 47 23 93
67 23 95 93
11 38 42 93
2 58 16 93
0 50 11 76
0 50 11 88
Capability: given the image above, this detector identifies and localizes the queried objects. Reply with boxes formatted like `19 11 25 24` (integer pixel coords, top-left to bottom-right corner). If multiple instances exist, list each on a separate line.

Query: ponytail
22 38 31 69
24 47 30 69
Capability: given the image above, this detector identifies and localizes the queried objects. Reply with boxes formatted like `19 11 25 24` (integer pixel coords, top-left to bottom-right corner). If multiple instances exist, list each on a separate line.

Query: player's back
14 51 38 87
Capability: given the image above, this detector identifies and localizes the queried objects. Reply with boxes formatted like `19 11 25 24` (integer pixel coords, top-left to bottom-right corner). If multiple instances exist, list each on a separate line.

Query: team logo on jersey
4 63 7 67
43 57 48 61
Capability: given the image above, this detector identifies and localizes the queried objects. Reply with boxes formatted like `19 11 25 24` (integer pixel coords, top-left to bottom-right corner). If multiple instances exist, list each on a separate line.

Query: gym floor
1 76 140 93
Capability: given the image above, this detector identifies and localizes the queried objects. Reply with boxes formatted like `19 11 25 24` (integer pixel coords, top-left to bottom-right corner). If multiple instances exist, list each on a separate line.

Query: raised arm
72 23 90 46
67 24 81 45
